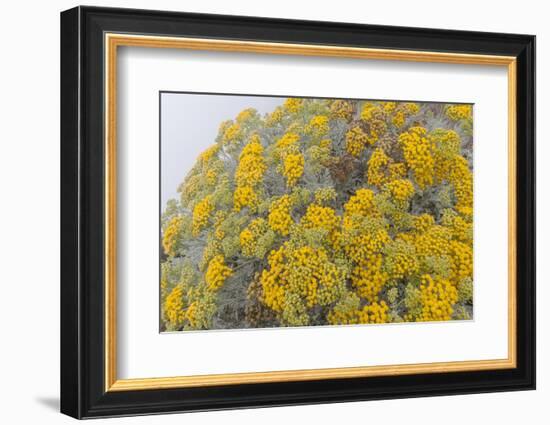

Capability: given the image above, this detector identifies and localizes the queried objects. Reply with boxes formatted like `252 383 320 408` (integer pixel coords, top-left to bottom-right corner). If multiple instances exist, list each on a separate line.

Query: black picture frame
61 5 535 419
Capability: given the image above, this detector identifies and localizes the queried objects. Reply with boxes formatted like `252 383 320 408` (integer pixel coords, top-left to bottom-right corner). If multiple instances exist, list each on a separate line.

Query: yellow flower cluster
442 210 472 243
341 189 390 264
301 204 339 232
413 213 435 232
327 293 361 325
398 126 434 189
351 254 388 302
419 275 458 321
359 102 388 145
360 102 383 121
275 132 300 151
268 195 293 236
162 216 183 257
222 122 241 144
404 103 420 113
301 204 340 246
448 240 473 284
200 238 222 271
274 132 301 166
164 284 186 329
192 196 213 236
344 227 391 266
367 148 391 187
344 188 375 216
446 104 472 121
389 163 407 180
382 101 397 114
450 156 473 216
284 98 304 114
198 144 219 165
233 186 258 212
411 223 451 257
240 218 268 257
385 179 415 203
184 302 199 327
185 285 218 330
329 99 354 121
266 107 284 127
457 277 473 303
235 136 266 187
345 126 371 157
205 255 233 291
386 251 419 280
283 152 305 187
305 115 329 137
357 301 389 324
431 132 460 184
260 244 345 323
327 297 389 325
236 108 256 124
392 103 420 128
205 168 217 185
314 187 337 204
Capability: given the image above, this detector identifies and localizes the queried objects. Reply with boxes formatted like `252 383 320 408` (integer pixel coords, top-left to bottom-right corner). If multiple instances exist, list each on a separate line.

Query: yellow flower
260 243 345 322
198 144 219 165
222 122 242 144
357 301 389 324
266 107 284 127
330 100 353 120
240 218 269 257
449 156 473 216
205 255 233 291
392 111 406 128
391 103 419 128
274 132 300 163
419 275 458 321
314 187 337 204
398 126 434 189
234 186 258 212
235 136 266 187
284 98 304 114
164 284 186 329
283 153 304 186
192 196 213 236
382 102 397 114
268 195 293 236
344 188 375 216
305 115 329 137
386 179 415 203
301 204 340 246
345 126 371 156
446 104 472 121
367 148 391 187
162 216 183 256
351 254 388 302
236 108 256 124
360 103 383 121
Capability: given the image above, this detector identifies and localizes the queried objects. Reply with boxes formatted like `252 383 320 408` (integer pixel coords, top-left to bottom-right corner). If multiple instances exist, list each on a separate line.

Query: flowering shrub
160 97 474 330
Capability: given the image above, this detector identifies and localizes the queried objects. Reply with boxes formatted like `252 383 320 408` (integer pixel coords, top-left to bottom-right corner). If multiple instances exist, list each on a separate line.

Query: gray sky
161 93 283 209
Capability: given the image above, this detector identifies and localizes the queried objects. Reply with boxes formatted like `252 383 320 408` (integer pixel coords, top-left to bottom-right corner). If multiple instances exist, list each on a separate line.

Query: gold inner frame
104 33 517 392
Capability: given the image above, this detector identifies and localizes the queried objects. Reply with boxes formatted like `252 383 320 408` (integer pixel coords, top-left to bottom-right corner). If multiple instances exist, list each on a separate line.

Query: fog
161 92 283 209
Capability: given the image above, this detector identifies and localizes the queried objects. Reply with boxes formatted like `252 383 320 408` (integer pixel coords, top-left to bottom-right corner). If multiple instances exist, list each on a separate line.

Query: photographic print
160 93 473 332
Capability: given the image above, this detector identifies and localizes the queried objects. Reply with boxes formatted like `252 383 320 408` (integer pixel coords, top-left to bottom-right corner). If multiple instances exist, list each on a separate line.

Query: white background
119 47 508 379
0 0 546 424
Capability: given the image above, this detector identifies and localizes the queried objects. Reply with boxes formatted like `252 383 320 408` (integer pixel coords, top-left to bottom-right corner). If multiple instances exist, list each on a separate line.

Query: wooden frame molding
104 33 518 392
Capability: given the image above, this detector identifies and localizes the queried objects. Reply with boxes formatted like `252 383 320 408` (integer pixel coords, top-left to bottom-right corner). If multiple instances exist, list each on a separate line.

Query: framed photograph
60 6 536 419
